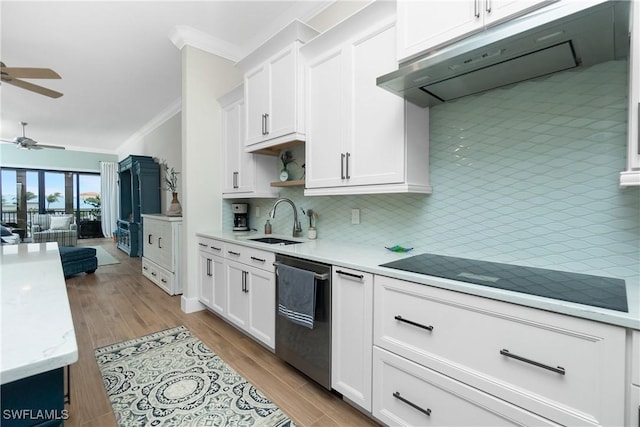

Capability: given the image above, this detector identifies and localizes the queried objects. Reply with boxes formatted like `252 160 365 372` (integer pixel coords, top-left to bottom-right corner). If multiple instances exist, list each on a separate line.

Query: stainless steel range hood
377 1 630 108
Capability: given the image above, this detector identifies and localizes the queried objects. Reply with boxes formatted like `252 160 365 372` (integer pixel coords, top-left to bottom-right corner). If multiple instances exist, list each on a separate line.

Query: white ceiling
0 1 329 154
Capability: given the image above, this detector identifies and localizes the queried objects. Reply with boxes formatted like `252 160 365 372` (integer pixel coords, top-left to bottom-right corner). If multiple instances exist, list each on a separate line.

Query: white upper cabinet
621 0 640 187
237 21 319 154
218 85 279 198
397 0 554 63
302 1 431 196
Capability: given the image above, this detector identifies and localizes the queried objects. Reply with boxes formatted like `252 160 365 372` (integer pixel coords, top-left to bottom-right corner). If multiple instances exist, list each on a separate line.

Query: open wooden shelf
270 180 305 187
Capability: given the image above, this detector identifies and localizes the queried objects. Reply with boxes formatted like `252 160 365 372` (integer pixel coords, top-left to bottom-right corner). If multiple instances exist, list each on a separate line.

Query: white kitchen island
1 242 78 426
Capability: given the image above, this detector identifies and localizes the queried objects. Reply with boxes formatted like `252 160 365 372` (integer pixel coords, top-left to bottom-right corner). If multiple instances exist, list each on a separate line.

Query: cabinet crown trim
236 20 319 72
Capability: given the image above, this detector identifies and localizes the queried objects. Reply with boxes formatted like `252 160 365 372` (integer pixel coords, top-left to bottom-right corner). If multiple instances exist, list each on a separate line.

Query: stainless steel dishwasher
274 254 332 389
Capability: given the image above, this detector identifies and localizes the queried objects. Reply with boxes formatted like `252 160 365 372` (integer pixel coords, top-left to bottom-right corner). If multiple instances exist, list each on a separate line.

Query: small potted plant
160 160 181 216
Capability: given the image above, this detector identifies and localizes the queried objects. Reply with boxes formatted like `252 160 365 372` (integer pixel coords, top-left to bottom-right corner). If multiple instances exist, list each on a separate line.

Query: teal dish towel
277 264 317 329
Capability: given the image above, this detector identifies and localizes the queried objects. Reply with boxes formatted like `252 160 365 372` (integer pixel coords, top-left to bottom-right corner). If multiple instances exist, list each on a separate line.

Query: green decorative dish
385 245 414 253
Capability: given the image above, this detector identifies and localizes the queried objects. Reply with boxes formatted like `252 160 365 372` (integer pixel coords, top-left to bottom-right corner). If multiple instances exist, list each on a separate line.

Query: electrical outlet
255 207 260 217
352 208 360 225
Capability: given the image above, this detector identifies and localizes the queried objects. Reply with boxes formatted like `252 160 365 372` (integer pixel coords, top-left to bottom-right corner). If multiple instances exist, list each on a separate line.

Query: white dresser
141 214 182 295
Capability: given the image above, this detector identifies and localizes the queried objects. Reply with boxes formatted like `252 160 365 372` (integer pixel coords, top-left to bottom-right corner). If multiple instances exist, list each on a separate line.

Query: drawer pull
211 246 221 251
198 243 207 247
151 272 157 277
336 270 364 281
393 391 431 417
500 349 565 375
143 266 148 271
161 278 167 283
394 315 433 332
228 250 241 256
250 256 266 263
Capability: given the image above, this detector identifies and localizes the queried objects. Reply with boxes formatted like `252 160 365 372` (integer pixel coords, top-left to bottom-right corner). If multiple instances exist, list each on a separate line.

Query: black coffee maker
232 203 249 231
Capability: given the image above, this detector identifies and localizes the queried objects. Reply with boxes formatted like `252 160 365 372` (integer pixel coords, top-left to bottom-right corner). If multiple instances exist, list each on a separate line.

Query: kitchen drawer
197 237 225 257
142 257 177 295
374 275 626 426
372 346 559 427
225 242 275 272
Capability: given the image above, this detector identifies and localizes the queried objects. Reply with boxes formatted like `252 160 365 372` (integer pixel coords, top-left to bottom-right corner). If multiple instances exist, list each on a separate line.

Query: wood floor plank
63 238 380 426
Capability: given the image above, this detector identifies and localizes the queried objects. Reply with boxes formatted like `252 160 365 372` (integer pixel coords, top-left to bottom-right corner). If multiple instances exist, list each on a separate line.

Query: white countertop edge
1 242 79 384
197 230 640 330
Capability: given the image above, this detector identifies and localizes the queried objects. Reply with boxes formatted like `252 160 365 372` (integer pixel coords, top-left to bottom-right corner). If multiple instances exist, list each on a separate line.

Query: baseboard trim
181 296 205 313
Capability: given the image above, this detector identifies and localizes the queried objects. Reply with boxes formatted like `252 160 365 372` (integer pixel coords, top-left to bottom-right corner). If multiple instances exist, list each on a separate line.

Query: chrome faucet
268 198 302 237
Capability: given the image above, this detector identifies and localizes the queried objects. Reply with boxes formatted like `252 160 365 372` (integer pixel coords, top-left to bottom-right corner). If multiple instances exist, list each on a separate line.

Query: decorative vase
166 192 182 217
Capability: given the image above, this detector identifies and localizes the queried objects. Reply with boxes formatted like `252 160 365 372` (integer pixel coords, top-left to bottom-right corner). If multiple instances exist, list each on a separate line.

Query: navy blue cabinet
1 368 65 427
117 155 160 257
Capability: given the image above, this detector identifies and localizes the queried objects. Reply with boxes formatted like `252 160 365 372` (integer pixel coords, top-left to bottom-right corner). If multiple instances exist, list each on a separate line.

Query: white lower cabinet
197 237 225 315
141 215 182 295
331 267 373 412
373 347 559 426
224 245 276 350
373 275 626 427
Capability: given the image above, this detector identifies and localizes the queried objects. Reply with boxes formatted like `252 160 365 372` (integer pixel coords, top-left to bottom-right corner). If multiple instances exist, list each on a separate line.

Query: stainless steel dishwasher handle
273 262 329 280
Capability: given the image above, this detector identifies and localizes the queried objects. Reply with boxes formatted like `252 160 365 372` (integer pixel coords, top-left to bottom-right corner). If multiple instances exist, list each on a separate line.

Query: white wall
0 145 117 172
180 45 242 312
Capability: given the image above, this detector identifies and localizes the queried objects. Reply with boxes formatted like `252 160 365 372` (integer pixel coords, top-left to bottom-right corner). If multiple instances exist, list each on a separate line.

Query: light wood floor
65 238 380 427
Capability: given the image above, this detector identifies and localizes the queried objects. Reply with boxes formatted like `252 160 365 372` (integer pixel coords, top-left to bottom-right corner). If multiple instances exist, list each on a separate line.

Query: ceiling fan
0 62 63 98
1 122 65 150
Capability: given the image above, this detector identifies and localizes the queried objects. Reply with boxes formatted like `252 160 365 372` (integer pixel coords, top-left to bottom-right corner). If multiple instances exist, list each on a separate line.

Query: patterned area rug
94 325 295 427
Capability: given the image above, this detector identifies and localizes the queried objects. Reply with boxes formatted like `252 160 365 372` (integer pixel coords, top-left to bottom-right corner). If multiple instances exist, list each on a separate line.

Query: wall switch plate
352 208 360 225
255 207 260 217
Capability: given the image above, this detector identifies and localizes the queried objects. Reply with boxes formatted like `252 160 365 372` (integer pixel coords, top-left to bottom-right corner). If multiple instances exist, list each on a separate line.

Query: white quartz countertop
1 243 78 384
198 230 640 330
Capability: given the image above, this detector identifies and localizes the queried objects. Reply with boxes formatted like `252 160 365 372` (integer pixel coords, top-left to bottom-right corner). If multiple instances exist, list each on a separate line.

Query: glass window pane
1 169 18 225
44 171 65 214
78 174 101 221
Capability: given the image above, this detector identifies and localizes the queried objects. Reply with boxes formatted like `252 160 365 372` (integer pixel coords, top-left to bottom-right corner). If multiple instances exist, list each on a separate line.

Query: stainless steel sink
248 237 302 245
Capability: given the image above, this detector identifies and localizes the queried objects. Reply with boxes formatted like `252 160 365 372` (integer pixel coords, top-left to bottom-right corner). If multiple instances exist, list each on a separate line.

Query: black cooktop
380 253 628 312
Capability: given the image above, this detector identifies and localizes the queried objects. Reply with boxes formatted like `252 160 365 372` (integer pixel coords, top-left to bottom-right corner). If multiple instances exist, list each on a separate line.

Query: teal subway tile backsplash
224 60 639 282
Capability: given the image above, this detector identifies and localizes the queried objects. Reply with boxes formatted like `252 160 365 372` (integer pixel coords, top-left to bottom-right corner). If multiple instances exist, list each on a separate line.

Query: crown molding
169 25 243 62
120 98 182 149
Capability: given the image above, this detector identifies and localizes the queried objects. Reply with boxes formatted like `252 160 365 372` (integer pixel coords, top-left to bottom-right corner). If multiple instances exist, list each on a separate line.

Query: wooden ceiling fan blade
1 67 61 79
1 77 63 98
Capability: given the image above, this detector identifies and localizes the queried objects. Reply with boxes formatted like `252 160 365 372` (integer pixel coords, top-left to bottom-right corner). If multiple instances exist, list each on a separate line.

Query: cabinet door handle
233 171 239 189
341 153 346 179
264 113 269 135
474 0 480 17
394 315 433 332
336 269 364 281
206 258 212 277
393 391 431 417
261 114 266 135
241 271 248 292
345 152 351 179
499 349 565 375
158 237 162 249
250 256 265 263
228 250 241 256
148 234 152 244
485 0 491 13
